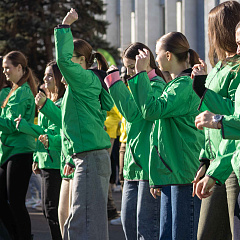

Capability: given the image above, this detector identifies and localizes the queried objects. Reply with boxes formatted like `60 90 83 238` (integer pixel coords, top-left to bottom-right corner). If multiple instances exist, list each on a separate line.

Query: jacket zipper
154 145 173 172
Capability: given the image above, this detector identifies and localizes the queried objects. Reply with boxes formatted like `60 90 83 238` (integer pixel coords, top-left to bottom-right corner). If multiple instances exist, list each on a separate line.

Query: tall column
103 0 120 48
145 0 163 54
135 0 145 43
204 0 216 70
165 0 177 32
120 0 132 52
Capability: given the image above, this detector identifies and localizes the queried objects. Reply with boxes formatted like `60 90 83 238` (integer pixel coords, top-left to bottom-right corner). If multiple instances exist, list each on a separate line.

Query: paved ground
29 191 125 240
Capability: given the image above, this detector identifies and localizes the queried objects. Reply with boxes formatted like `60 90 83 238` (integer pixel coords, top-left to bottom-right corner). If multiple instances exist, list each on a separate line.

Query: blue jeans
63 149 111 240
121 180 160 240
160 185 201 240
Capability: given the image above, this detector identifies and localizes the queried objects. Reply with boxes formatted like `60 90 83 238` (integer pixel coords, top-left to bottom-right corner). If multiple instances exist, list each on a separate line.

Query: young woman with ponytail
37 8 113 240
104 42 165 240
0 51 38 240
126 32 204 240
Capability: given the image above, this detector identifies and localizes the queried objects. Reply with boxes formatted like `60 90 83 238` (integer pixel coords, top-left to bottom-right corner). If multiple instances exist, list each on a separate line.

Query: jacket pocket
129 146 142 169
154 145 172 173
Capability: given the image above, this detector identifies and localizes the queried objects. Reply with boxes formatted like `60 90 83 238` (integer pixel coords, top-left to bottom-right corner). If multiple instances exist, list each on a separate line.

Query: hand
38 134 49 149
35 91 47 107
191 59 207 78
192 164 206 197
14 114 22 129
135 48 150 73
195 111 219 130
64 164 75 176
62 8 78 25
32 162 41 175
195 175 216 200
150 188 161 199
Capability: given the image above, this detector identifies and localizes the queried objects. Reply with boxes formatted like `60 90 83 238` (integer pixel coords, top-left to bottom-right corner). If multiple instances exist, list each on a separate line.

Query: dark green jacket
0 87 10 115
128 70 204 186
0 83 36 166
108 72 166 180
40 26 113 165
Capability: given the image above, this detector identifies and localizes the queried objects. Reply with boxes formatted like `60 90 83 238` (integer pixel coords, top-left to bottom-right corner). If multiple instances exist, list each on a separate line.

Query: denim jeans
63 149 111 240
121 180 160 240
160 185 201 240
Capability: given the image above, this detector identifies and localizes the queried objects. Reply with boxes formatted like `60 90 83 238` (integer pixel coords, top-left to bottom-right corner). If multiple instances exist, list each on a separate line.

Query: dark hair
157 32 200 67
2 51 38 108
123 42 166 81
208 1 240 66
0 56 12 90
45 61 65 100
73 39 108 71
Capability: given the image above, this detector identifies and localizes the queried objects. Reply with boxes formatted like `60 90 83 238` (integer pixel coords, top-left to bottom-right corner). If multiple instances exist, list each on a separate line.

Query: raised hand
62 8 78 25
195 111 219 130
135 48 150 74
191 58 207 78
35 91 47 107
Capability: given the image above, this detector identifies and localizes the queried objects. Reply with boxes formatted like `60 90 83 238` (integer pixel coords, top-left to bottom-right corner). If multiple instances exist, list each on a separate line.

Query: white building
102 0 239 68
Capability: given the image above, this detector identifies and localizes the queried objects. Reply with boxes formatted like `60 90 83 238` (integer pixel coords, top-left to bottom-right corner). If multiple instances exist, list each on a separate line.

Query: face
44 66 55 92
2 58 23 83
236 28 240 55
123 58 135 77
155 41 169 71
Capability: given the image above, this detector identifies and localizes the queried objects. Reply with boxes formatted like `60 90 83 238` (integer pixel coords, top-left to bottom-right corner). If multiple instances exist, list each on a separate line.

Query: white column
103 0 120 48
120 0 132 51
165 0 177 32
135 0 145 43
145 0 163 54
182 0 197 51
204 0 216 70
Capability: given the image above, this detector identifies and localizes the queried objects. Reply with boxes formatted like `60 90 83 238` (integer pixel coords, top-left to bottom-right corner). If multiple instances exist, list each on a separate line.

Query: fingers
150 188 157 199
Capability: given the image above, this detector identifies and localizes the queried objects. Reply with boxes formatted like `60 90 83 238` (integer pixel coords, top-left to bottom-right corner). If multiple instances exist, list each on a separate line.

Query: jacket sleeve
108 73 165 123
54 27 94 92
206 139 235 184
199 70 240 115
128 71 194 121
48 134 62 151
39 99 62 128
220 115 240 140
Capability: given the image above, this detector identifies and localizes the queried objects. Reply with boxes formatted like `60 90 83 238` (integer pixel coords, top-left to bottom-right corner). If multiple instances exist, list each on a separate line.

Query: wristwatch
212 114 223 129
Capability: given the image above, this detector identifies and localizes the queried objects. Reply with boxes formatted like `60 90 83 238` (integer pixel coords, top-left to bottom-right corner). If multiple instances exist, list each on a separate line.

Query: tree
0 0 119 80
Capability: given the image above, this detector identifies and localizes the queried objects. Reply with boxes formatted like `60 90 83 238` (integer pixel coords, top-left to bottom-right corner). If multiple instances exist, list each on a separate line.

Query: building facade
102 0 239 68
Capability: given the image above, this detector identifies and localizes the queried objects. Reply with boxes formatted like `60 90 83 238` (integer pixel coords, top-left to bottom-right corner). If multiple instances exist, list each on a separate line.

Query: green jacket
128 70 204 186
206 84 240 184
40 26 113 165
199 55 240 161
107 71 166 180
0 83 36 166
0 87 10 115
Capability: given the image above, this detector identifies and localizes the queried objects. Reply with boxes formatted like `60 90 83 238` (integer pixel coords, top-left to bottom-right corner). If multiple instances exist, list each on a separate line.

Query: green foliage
0 0 119 80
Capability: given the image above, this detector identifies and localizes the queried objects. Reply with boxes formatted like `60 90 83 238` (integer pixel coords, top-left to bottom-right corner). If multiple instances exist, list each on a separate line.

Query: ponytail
188 49 200 67
94 52 108 71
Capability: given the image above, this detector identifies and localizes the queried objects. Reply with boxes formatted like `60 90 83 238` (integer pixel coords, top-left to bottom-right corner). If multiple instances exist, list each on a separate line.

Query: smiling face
2 58 23 84
123 57 135 77
44 66 55 92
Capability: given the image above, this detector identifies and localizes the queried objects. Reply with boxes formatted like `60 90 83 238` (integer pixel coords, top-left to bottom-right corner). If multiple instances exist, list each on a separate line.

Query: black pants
0 153 33 240
41 169 62 240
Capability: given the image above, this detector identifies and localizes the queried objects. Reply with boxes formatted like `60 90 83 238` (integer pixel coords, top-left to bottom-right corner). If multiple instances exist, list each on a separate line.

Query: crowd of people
1 1 240 240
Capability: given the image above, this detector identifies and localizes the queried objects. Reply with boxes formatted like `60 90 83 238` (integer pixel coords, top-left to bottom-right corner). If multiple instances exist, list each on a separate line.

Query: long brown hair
208 1 240 66
123 42 166 81
73 39 108 71
44 61 65 102
2 51 38 108
157 32 200 67
0 56 12 90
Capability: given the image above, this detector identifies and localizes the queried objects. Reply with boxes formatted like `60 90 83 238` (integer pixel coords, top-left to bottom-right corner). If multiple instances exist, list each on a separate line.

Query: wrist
212 114 223 129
